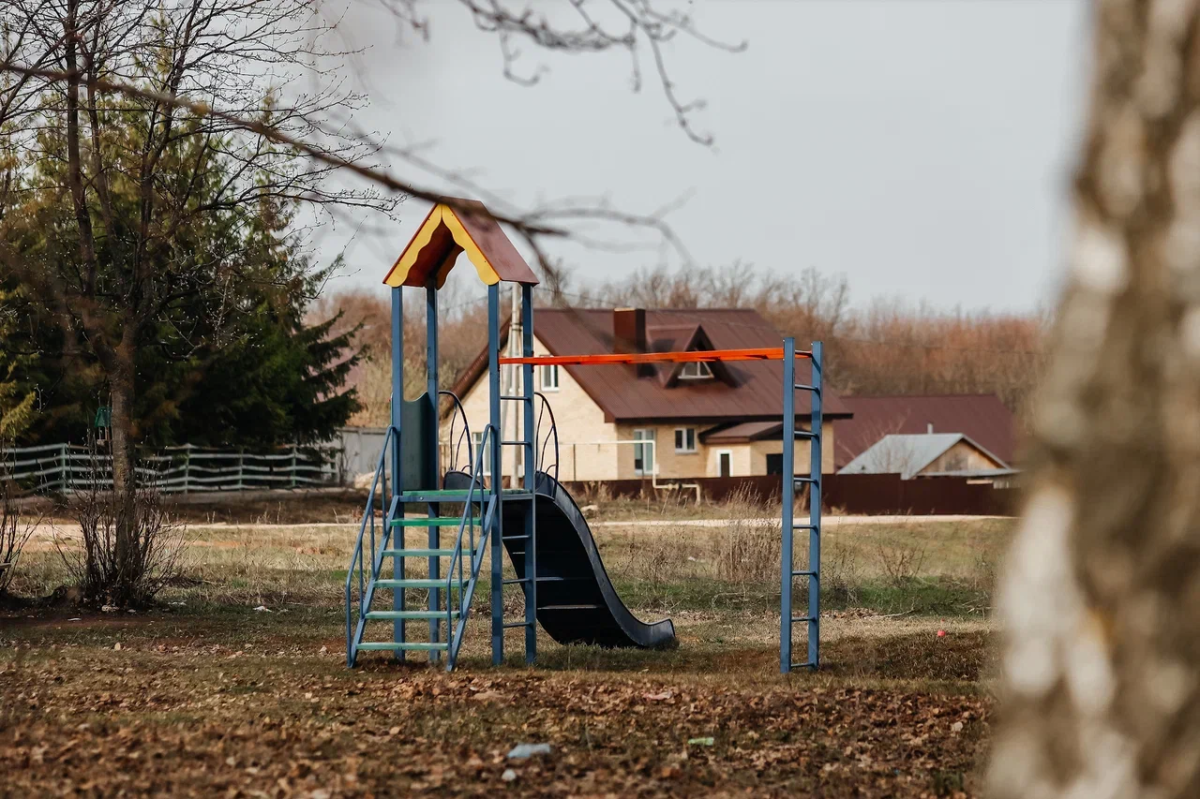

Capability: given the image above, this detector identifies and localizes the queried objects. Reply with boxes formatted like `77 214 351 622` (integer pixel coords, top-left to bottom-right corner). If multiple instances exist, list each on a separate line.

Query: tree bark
990 2 1200 797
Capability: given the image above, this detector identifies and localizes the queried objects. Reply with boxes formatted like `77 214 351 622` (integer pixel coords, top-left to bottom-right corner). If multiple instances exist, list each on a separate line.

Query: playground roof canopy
384 199 539 289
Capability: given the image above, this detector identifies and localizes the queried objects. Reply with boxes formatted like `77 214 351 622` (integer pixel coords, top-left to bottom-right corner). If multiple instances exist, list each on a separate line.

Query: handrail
534 392 559 485
445 423 498 668
438 390 473 475
345 426 396 666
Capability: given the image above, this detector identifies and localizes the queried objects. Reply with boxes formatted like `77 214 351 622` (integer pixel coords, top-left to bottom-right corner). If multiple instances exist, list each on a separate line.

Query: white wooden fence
2 442 342 493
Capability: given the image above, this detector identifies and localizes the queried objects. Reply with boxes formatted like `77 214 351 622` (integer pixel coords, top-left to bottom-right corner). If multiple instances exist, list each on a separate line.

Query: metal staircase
781 339 823 673
345 425 500 670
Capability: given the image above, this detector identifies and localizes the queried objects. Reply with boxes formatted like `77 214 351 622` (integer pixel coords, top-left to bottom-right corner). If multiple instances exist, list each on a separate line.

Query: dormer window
679 361 713 380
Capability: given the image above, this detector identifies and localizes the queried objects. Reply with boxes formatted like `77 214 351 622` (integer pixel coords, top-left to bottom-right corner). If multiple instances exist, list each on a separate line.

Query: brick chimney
613 308 651 377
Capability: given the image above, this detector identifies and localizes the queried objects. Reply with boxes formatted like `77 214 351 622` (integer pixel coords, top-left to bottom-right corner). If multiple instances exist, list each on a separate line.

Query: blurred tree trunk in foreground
990 1 1200 796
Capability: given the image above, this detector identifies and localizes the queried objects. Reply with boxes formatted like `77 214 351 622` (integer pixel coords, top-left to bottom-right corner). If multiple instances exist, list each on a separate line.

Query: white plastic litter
507 743 552 759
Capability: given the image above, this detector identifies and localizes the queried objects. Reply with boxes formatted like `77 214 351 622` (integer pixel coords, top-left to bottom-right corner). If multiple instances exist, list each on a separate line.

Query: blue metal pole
780 337 795 673
426 278 440 659
391 286 405 658
521 284 537 664
808 341 823 670
488 283 503 665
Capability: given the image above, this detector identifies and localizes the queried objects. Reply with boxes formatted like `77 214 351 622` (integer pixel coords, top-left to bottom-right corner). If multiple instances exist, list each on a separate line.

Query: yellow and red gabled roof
383 198 539 289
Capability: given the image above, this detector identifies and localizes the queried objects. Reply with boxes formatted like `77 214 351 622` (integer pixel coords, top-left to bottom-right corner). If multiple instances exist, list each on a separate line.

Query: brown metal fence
561 473 1018 516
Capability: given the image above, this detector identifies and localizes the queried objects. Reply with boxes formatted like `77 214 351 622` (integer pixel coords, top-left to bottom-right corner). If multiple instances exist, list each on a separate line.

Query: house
446 308 851 482
838 432 1015 481
834 394 1017 470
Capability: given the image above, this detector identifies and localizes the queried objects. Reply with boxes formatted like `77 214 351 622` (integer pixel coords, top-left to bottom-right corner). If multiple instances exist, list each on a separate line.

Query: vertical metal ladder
489 283 538 665
781 338 823 673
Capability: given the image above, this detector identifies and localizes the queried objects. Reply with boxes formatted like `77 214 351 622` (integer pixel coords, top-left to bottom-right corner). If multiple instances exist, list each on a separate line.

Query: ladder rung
373 579 457 590
794 431 817 439
391 517 477 527
503 621 533 629
503 576 568 585
793 524 818 531
792 570 817 577
791 616 815 623
381 548 476 558
500 439 532 446
500 395 533 401
357 641 448 652
539 604 600 610
502 535 531 541
794 477 820 485
794 384 821 393
790 661 818 670
365 610 461 620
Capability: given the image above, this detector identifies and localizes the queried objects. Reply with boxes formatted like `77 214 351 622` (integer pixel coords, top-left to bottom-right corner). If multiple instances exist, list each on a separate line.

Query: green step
390 517 478 528
373 579 459 590
398 488 526 501
380 548 477 559
357 641 448 651
365 610 460 620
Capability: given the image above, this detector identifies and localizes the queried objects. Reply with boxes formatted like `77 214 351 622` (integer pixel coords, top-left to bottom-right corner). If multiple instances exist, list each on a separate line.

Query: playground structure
344 199 823 673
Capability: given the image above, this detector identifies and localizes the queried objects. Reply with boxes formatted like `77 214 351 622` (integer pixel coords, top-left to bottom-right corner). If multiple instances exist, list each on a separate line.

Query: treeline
325 263 1047 428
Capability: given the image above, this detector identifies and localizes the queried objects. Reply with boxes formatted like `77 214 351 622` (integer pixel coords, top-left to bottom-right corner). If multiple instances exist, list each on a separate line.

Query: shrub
56 454 183 608
0 481 32 597
714 485 778 586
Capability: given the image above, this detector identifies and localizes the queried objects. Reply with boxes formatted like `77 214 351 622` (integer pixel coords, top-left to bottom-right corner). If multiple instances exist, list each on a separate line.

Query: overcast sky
321 0 1089 314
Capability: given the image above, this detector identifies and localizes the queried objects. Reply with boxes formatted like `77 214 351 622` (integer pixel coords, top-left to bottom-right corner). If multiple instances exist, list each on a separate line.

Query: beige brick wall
445 335 838 481
448 335 621 481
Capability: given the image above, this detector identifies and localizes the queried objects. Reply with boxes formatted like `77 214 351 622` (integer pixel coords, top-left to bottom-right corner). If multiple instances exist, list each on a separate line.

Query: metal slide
445 470 676 649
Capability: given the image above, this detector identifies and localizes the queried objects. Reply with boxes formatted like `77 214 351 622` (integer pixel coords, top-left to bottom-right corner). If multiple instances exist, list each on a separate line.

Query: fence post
61 444 70 493
237 449 244 490
183 444 191 495
290 444 297 489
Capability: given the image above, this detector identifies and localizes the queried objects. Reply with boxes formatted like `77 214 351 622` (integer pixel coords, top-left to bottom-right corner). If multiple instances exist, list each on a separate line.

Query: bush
0 481 32 597
57 467 183 608
714 485 778 586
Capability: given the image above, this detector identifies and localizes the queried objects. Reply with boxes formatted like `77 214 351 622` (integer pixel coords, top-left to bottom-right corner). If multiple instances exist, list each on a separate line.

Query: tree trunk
990 2 1200 796
108 342 139 597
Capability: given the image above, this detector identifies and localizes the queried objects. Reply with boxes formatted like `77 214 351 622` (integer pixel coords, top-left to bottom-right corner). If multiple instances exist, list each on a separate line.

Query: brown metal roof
383 199 539 289
701 421 783 443
452 308 849 423
835 394 1017 469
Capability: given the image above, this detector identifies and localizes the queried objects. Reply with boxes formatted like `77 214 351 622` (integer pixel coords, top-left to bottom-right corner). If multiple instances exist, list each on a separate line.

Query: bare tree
990 2 1200 797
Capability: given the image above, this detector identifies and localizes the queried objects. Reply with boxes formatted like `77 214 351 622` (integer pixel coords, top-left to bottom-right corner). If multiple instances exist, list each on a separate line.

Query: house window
674 427 697 453
633 428 656 476
766 453 784 476
540 364 560 391
717 450 733 478
679 361 713 380
472 432 492 477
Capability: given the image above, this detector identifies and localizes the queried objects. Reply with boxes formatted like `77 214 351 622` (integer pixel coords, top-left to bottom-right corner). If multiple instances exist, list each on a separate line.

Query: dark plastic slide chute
444 470 676 649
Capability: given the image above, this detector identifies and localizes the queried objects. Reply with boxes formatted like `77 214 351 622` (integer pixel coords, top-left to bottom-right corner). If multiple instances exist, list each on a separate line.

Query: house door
718 450 733 478
633 429 655 476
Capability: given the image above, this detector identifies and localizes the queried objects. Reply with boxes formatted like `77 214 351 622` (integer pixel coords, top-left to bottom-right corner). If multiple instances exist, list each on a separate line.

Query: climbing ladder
781 339 823 672
489 282 538 666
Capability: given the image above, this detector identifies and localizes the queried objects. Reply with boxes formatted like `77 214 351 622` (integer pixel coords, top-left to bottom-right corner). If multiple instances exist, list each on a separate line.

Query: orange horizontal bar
499 347 812 367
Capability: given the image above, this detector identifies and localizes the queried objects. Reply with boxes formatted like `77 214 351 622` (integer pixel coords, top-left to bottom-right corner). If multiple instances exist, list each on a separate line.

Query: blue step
357 641 448 652
373 579 459 590
381 548 477 558
365 610 460 621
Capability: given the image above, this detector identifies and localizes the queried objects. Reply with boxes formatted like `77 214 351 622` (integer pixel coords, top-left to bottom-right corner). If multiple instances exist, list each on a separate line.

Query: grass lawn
1 503 1012 797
